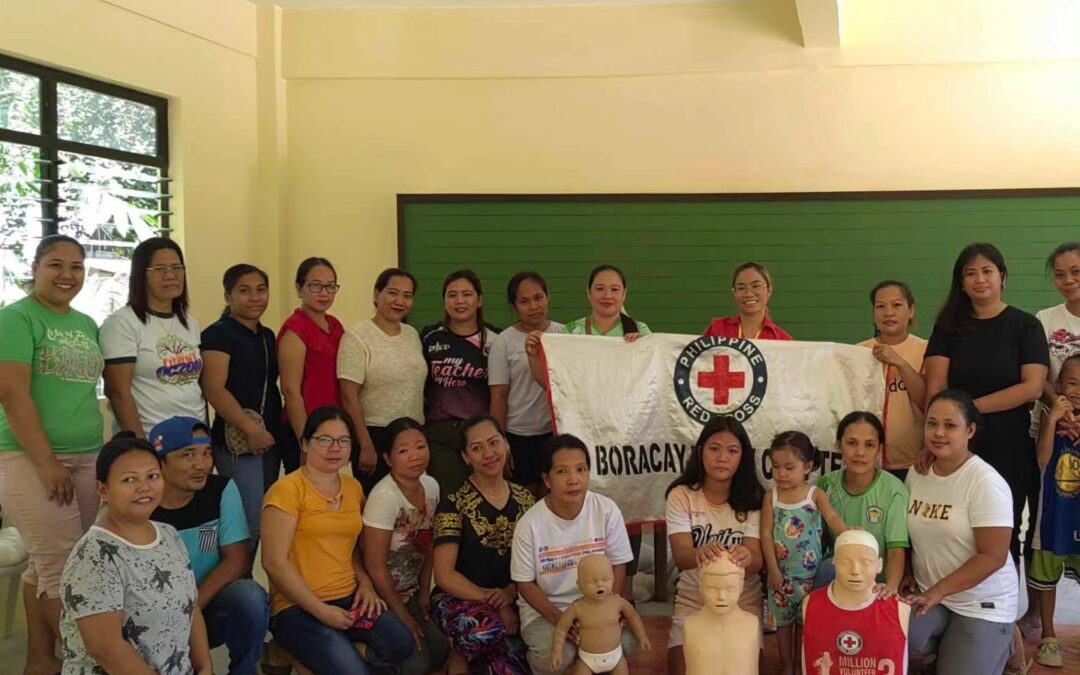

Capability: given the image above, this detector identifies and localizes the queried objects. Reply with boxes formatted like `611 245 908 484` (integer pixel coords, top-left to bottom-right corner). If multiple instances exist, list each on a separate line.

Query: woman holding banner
924 242 1049 565
858 280 927 482
704 262 793 340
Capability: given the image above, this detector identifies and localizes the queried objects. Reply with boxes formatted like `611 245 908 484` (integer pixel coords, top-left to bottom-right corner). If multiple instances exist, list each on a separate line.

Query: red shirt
703 315 793 340
802 587 907 675
277 308 345 416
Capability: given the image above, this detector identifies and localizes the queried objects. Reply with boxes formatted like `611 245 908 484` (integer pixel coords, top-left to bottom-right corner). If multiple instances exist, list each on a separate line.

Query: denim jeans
214 445 280 546
270 595 415 674
204 579 270 675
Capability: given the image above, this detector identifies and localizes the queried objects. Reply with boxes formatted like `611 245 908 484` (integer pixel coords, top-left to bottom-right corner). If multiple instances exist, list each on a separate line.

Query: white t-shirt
100 306 205 435
337 319 427 426
906 456 1017 623
510 491 633 628
487 322 565 436
1031 304 1080 435
665 485 763 617
362 473 439 602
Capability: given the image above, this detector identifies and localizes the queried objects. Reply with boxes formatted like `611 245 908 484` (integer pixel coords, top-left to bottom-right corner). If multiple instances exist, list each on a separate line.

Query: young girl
664 415 765 675
762 431 848 675
816 412 909 597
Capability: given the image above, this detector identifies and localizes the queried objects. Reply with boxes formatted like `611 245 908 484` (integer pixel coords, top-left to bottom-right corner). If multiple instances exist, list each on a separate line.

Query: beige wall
0 0 263 327
280 0 1080 321
4 1 1080 328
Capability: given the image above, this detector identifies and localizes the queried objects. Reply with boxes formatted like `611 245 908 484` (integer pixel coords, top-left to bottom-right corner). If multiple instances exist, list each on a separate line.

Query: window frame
0 53 170 236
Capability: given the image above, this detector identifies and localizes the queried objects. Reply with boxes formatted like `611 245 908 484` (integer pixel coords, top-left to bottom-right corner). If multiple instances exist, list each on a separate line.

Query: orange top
264 469 365 615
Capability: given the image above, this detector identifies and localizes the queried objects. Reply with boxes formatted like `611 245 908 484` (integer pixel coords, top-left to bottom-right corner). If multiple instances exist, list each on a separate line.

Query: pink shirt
277 308 345 416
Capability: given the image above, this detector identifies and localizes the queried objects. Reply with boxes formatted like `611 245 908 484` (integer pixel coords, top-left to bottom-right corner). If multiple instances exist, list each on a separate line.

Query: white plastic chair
0 523 29 641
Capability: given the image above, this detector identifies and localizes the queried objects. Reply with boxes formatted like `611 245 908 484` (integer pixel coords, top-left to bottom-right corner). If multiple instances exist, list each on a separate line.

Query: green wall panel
400 196 1080 343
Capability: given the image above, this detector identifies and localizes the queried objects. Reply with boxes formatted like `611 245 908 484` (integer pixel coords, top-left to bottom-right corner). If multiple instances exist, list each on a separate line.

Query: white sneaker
1037 637 1064 668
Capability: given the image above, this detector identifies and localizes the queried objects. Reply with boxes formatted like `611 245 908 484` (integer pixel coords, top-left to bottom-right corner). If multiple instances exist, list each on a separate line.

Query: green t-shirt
817 469 909 576
564 316 652 337
0 296 104 454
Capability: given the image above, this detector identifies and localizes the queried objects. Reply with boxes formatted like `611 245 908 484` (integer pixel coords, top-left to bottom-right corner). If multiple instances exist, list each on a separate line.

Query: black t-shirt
926 305 1050 475
432 480 534 590
201 316 283 446
420 323 498 423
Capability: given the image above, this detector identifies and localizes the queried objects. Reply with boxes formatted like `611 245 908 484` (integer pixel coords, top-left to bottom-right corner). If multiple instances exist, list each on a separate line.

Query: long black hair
666 415 764 518
587 264 639 334
129 237 190 327
442 269 490 351
221 263 269 317
935 243 1007 335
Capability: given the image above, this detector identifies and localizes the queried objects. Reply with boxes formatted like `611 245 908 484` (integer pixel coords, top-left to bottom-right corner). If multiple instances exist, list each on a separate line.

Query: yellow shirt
264 469 365 616
858 335 928 470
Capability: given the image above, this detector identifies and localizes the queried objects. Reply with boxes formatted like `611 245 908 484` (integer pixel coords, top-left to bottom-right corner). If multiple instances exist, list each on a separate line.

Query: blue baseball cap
149 416 211 456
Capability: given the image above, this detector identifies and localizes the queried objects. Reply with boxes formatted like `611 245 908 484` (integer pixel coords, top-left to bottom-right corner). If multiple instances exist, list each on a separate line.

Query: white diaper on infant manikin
577 645 624 673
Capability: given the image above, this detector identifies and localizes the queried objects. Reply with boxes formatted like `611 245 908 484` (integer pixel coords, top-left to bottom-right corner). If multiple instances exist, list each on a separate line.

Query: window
0 54 168 324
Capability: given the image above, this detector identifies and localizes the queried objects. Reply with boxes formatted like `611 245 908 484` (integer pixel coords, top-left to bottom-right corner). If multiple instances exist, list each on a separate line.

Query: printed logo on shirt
907 499 952 521
429 357 487 389
155 334 202 385
865 506 884 524
40 328 103 383
537 539 607 576
1054 449 1080 497
673 337 767 425
836 630 863 655
1048 328 1080 368
690 523 746 549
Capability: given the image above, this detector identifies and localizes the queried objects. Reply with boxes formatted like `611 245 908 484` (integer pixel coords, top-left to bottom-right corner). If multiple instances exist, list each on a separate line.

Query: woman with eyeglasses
262 406 414 674
338 268 427 495
102 237 206 438
703 262 793 340
277 257 345 473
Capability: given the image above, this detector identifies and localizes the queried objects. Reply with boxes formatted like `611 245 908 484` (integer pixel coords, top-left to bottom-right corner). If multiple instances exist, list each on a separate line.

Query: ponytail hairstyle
769 430 821 480
869 280 916 336
295 257 336 289
926 388 979 433
935 243 1007 335
731 261 773 289
835 411 885 447
587 264 639 334
381 416 428 459
666 415 763 518
442 269 490 352
1047 241 1080 273
221 264 269 317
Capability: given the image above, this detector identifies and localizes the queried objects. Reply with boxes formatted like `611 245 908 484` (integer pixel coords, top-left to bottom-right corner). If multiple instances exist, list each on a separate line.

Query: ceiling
248 0 735 7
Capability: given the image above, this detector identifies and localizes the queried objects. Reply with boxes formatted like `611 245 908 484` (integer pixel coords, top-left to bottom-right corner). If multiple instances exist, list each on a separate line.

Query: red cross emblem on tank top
837 630 863 655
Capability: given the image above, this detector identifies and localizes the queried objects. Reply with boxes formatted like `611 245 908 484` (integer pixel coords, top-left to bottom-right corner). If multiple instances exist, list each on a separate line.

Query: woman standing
704 262 793 340
261 407 414 674
858 280 927 481
421 270 498 495
338 268 427 495
200 264 283 543
362 417 450 675
664 415 764 675
488 272 565 494
0 235 104 675
564 264 651 338
101 237 205 437
904 390 1018 675
59 433 211 674
277 257 345 473
431 415 535 675
925 243 1049 562
1035 242 1080 427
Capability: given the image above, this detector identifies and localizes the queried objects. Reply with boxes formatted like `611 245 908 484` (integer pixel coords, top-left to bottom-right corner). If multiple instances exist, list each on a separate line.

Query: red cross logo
697 355 746 405
841 635 859 650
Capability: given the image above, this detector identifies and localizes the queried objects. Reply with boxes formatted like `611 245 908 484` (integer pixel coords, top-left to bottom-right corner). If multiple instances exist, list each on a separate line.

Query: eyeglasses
311 435 352 449
732 282 767 294
305 282 340 294
147 264 186 276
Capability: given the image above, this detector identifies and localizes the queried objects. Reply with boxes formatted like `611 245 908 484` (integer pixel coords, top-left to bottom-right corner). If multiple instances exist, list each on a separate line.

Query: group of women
0 232 1077 675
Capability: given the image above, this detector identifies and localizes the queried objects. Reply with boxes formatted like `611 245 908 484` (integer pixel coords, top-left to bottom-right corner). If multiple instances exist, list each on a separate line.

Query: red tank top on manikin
802 586 908 675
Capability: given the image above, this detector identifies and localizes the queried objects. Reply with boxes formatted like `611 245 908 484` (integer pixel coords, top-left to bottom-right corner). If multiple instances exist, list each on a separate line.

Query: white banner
541 333 887 523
